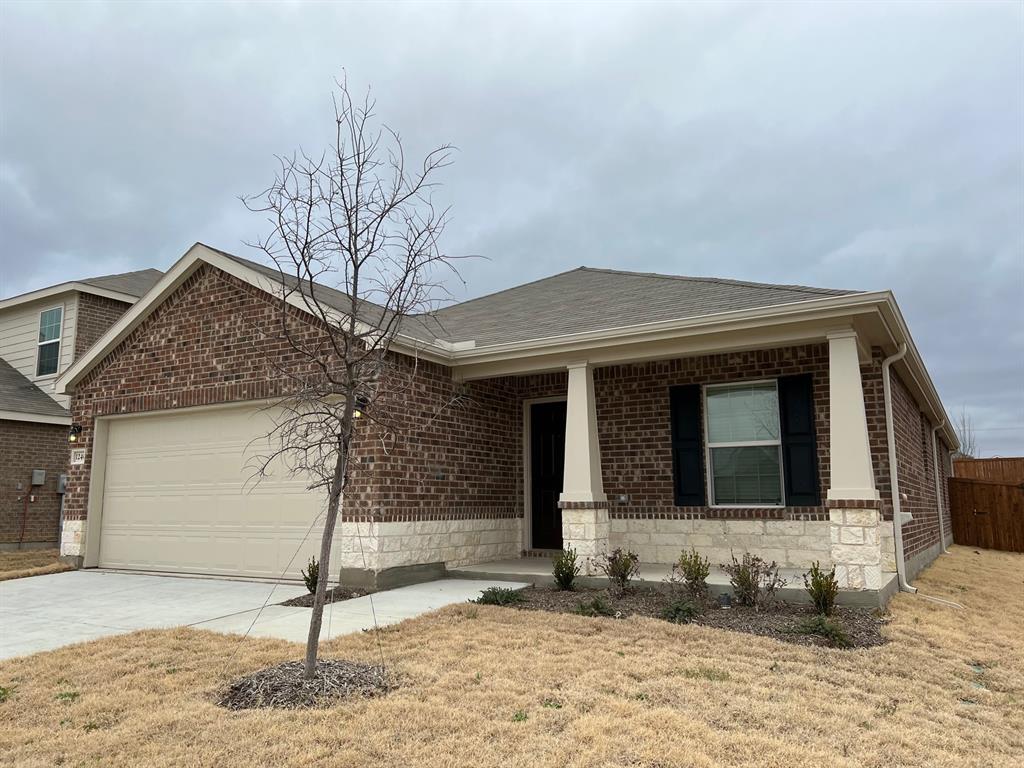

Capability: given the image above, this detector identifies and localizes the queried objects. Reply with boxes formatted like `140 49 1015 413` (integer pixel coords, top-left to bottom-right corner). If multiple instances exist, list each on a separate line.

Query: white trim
35 304 63 378
0 410 71 425
703 379 786 508
0 283 140 311
522 395 567 551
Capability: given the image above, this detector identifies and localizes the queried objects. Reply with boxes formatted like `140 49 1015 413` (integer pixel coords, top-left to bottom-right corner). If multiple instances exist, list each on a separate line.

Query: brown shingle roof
0 357 69 419
212 247 859 349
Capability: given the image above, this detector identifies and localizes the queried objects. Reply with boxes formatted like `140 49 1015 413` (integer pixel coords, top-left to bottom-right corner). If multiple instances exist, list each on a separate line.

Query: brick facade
891 370 949 559
73 294 133 357
63 266 524 565
63 262 950 585
0 420 68 548
513 345 844 524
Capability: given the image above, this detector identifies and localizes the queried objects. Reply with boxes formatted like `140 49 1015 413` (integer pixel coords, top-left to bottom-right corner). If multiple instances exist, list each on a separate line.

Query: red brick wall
0 420 68 546
65 265 523 531
74 294 133 358
513 345 850 523
892 371 946 558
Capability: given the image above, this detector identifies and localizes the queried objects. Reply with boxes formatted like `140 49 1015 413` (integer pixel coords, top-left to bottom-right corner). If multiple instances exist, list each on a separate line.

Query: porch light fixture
67 424 82 443
353 395 370 418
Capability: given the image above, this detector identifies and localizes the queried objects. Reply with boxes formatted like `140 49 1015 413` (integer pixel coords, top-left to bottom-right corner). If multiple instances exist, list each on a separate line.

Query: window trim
703 379 786 508
35 304 64 379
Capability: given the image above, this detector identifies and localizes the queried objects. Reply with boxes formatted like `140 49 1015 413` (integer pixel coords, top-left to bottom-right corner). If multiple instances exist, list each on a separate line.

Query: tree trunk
303 447 348 679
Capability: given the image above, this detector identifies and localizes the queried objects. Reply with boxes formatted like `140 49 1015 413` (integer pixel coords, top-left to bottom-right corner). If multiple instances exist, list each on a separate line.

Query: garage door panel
98 404 332 579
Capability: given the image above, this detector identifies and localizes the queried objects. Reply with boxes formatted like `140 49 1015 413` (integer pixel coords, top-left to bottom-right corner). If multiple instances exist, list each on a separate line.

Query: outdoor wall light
353 395 370 418
67 424 82 443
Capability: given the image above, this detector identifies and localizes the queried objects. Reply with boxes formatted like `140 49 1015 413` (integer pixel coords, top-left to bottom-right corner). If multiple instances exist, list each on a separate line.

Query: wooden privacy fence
948 478 1024 553
953 457 1024 484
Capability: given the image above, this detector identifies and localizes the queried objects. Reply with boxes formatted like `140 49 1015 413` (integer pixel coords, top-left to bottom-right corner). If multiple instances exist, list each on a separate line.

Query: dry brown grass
0 549 72 582
1 545 1022 767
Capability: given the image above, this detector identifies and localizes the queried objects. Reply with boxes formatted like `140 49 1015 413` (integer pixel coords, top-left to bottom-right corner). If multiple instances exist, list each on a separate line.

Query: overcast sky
1 1 1021 455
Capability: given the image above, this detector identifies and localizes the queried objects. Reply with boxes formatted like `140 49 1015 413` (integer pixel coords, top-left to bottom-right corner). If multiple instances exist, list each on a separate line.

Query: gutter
882 343 914 593
883 344 963 608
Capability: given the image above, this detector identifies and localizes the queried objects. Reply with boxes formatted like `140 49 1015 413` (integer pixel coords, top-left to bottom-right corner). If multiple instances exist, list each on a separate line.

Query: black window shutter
778 374 821 506
669 384 705 506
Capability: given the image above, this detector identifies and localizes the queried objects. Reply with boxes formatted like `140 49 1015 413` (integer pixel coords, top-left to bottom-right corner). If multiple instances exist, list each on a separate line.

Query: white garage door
98 404 332 579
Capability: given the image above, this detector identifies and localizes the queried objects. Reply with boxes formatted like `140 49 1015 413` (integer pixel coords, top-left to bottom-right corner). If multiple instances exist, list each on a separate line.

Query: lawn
1 545 1021 767
0 549 72 582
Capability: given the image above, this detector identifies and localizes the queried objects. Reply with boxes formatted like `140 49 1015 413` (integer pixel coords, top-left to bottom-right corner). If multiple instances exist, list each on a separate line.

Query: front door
530 400 566 550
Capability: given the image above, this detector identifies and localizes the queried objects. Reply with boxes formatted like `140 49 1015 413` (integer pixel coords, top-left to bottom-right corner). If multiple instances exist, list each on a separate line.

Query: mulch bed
512 585 888 649
279 586 374 608
218 659 395 710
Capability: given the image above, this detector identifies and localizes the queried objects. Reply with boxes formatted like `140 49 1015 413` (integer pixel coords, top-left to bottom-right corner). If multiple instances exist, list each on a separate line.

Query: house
0 269 163 549
54 243 956 603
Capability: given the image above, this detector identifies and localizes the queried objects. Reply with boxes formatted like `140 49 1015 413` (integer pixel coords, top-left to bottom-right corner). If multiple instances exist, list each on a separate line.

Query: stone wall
0 419 68 549
611 516 831 569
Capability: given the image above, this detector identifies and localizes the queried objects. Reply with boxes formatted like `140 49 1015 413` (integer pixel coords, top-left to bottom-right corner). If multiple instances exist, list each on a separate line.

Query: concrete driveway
0 570 526 660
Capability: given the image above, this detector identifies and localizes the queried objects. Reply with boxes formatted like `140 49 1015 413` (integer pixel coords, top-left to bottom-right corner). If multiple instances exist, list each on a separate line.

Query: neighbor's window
36 306 63 376
705 382 783 505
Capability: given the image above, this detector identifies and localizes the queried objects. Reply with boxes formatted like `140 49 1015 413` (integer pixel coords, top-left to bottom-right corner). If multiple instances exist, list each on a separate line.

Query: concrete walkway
0 570 527 660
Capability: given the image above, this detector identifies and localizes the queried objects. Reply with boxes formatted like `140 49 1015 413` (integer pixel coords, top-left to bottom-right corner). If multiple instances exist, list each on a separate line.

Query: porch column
558 362 609 572
826 330 883 590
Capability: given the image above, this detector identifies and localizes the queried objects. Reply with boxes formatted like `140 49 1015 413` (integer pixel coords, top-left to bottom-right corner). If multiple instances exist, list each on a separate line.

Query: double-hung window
36 306 63 377
669 375 820 508
705 382 783 506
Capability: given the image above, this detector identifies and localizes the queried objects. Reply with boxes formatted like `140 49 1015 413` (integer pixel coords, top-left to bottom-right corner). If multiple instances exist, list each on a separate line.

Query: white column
826 330 878 502
559 362 608 570
826 330 883 591
560 362 606 504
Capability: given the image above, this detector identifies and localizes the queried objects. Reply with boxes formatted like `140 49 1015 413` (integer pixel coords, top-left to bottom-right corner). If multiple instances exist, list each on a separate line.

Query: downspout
881 344 914 593
883 344 963 608
931 421 949 554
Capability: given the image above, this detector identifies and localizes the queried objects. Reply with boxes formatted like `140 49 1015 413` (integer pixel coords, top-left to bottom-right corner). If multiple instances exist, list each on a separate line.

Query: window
36 306 63 377
705 382 783 505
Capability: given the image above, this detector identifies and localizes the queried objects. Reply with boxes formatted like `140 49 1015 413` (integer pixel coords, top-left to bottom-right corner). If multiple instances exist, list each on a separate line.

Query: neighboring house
0 269 163 549
55 243 957 603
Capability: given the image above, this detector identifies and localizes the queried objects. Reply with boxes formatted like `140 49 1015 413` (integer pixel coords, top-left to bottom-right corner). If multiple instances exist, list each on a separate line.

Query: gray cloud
1 1 1021 454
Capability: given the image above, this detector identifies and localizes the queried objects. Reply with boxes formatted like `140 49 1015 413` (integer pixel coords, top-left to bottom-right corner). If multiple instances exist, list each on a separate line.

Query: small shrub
55 690 80 704
668 548 711 603
797 615 851 648
301 557 319 594
595 548 640 595
552 547 581 591
0 684 14 704
721 552 787 609
661 599 700 625
803 561 839 616
512 710 528 722
472 587 525 606
575 595 615 617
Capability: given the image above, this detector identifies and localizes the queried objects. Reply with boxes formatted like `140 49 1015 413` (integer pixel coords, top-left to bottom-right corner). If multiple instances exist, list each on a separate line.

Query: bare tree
952 405 978 459
243 77 460 679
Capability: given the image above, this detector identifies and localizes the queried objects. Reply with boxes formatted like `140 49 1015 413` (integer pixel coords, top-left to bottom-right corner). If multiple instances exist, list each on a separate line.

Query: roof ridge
576 266 855 296
80 267 163 283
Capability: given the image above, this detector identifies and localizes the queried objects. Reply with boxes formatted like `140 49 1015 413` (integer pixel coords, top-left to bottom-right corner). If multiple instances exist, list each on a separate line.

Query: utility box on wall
31 469 46 486
57 474 68 494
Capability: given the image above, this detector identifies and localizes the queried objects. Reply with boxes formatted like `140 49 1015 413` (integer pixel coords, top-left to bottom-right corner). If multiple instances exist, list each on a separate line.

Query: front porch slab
448 558 898 608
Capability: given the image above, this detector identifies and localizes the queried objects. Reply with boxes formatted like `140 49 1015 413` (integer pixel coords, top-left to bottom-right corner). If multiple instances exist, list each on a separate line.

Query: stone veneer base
611 517 832 569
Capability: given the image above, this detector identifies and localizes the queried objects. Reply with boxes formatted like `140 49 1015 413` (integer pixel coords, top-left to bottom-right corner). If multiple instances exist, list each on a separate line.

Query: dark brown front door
530 400 566 550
